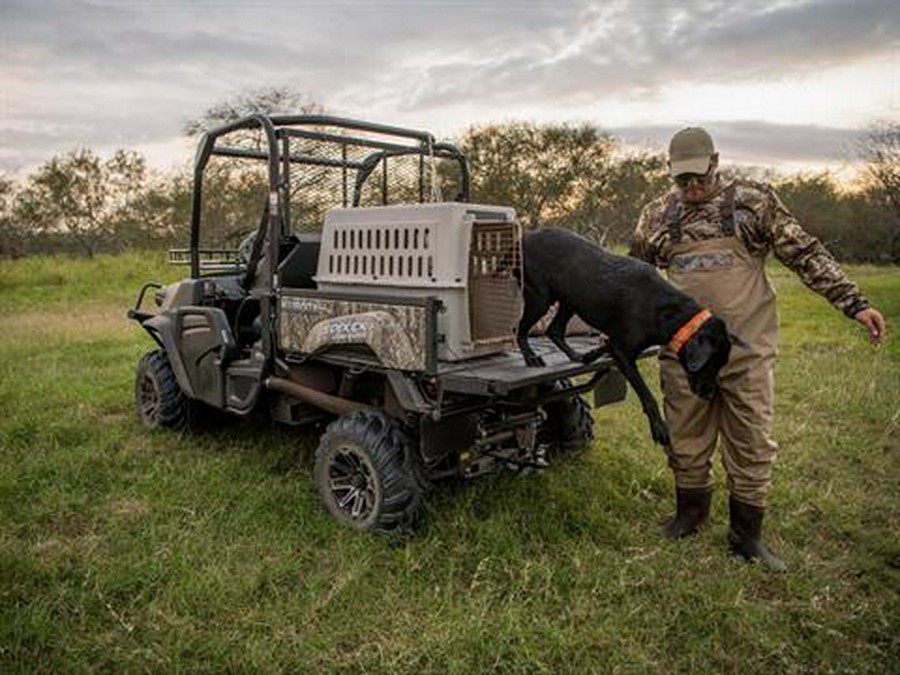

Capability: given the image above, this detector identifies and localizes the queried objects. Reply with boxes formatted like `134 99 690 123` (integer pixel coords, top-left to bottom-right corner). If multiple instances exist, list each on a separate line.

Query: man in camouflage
630 127 886 571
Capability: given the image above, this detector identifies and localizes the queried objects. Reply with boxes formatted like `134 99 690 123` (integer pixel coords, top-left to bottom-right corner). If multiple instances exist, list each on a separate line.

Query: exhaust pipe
264 377 367 416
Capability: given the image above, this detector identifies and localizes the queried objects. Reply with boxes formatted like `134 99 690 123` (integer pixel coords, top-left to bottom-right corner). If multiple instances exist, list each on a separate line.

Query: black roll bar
352 143 470 205
189 113 470 279
190 113 279 279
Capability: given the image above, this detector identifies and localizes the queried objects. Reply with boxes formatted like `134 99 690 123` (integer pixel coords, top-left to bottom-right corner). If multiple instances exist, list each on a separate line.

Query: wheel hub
328 447 377 521
138 374 159 419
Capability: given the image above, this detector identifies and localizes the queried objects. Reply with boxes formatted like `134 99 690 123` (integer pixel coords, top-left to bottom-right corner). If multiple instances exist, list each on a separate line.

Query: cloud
610 121 863 169
1 0 897 173
400 0 900 112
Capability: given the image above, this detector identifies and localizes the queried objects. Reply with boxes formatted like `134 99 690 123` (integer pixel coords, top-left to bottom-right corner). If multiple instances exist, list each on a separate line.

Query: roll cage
188 114 470 281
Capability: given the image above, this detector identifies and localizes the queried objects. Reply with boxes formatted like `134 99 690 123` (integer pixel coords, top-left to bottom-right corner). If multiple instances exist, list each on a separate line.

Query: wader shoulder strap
664 195 683 243
720 183 736 236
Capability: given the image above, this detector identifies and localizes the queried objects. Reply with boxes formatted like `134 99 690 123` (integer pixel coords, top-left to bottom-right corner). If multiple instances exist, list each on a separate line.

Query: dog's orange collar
669 309 713 355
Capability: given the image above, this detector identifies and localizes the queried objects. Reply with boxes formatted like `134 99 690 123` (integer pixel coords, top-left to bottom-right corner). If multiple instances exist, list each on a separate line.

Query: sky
1 0 898 180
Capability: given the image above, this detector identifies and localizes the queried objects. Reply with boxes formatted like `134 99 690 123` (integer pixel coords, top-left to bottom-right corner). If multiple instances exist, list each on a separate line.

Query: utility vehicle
129 114 628 531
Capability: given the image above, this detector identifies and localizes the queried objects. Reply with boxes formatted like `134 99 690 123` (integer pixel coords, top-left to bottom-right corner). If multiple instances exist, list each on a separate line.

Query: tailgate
437 336 650 396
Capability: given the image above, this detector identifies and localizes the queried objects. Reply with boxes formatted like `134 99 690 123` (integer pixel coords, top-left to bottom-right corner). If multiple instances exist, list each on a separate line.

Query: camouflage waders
659 186 780 508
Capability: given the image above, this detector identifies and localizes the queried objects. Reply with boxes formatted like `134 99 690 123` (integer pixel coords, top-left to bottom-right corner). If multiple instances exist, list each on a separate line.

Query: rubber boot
662 487 712 540
728 497 787 572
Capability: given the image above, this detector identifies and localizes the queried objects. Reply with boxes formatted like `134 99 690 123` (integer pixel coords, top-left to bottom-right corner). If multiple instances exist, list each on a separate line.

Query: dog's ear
684 335 714 373
728 332 750 349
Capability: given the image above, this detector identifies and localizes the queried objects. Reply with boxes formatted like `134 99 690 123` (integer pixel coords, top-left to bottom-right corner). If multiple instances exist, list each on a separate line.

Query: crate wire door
468 221 522 346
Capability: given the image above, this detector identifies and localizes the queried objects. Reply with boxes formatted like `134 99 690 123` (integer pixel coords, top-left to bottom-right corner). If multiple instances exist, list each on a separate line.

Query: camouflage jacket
630 178 870 317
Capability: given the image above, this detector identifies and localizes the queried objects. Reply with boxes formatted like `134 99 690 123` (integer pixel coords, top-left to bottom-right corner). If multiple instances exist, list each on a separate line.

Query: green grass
1 252 898 673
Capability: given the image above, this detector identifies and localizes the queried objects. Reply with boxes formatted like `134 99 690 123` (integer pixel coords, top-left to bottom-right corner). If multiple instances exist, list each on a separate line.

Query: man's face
672 154 719 204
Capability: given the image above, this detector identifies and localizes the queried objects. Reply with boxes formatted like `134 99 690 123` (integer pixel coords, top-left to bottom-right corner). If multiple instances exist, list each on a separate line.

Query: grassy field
1 251 898 673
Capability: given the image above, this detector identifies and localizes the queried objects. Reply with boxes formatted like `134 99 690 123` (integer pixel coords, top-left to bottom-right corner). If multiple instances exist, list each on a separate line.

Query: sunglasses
674 170 711 187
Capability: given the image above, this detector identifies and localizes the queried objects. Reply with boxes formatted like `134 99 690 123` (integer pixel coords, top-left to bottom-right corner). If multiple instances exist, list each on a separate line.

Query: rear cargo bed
436 336 616 395
303 336 658 397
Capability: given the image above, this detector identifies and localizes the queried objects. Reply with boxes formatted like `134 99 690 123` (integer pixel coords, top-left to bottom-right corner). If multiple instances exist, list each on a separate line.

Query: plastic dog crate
314 203 523 361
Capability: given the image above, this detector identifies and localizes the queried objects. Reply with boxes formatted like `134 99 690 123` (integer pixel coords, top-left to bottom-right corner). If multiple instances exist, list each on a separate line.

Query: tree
589 152 669 246
183 86 325 137
118 170 193 250
0 173 26 258
182 87 331 239
841 189 900 263
13 149 149 257
858 120 900 220
777 172 849 249
776 171 900 264
458 121 617 232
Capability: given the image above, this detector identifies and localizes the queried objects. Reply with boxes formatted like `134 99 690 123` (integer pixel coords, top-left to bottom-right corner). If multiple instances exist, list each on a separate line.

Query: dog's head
677 315 734 400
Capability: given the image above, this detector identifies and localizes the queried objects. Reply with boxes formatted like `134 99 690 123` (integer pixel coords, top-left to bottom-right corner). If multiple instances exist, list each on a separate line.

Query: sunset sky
2 0 898 179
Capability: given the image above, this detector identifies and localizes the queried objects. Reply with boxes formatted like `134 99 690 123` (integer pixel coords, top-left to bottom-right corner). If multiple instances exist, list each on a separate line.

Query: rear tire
135 350 189 430
314 410 422 532
540 380 594 454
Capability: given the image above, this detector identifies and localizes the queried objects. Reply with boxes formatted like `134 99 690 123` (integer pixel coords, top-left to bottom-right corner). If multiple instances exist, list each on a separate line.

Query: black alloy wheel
134 350 189 429
314 409 422 531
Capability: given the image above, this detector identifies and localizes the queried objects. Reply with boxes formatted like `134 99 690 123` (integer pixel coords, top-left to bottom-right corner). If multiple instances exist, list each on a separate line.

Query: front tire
314 410 422 532
135 350 189 429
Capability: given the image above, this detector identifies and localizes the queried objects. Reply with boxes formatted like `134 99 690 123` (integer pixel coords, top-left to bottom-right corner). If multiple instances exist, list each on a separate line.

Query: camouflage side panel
279 295 431 371
301 311 422 370
631 179 869 317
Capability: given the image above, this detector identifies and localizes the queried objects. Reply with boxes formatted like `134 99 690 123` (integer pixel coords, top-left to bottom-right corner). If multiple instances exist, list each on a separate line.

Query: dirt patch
0 303 132 342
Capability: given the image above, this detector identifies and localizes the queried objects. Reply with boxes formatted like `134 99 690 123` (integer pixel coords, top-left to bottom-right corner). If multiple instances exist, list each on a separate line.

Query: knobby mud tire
540 380 595 454
135 350 190 430
314 410 423 532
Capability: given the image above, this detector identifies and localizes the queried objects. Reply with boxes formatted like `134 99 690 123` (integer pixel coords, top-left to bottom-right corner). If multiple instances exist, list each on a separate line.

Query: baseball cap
668 127 715 177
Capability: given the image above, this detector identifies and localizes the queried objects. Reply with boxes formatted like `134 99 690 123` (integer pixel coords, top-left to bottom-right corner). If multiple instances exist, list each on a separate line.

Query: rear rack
169 248 243 274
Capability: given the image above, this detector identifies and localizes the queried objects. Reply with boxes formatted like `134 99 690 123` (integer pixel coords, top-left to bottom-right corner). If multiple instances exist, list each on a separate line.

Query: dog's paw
524 353 546 368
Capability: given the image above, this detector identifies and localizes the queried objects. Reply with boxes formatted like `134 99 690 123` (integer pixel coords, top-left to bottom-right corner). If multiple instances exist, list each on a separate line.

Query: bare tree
183 86 325 137
858 120 900 219
182 87 337 238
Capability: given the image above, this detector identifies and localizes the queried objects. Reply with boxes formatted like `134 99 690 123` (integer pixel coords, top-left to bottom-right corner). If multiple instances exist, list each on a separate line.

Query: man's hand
854 307 886 345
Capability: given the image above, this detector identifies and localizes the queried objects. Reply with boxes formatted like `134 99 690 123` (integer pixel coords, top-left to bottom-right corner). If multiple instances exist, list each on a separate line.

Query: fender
301 310 423 371
143 312 196 397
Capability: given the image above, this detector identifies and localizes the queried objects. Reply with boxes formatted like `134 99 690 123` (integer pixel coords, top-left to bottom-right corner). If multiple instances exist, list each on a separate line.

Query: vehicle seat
277 233 321 289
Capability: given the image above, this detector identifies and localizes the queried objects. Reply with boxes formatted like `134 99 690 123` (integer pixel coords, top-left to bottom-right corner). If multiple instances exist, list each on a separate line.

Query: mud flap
593 368 627 407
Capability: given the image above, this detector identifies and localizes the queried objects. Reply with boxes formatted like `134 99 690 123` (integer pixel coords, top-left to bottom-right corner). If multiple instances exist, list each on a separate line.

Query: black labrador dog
517 228 736 447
